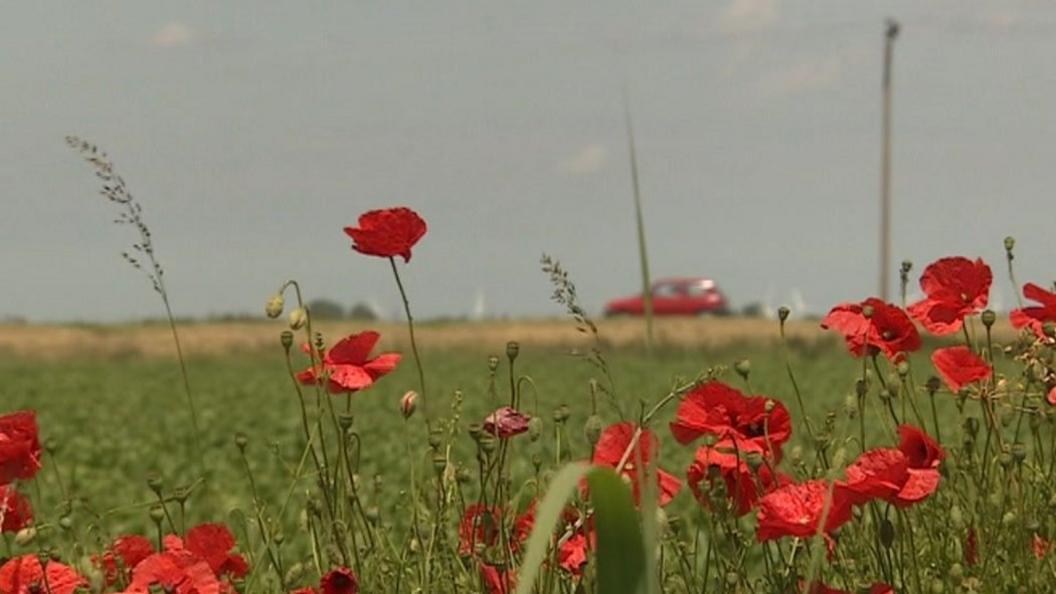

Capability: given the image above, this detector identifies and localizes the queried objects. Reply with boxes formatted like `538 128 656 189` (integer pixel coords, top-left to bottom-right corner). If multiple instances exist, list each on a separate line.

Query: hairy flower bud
288 307 308 330
400 391 418 420
734 359 751 380
487 355 500 372
584 414 604 447
265 294 285 318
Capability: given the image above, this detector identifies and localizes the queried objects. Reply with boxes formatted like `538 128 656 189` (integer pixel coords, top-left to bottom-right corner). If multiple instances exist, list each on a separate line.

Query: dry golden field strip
0 316 1018 359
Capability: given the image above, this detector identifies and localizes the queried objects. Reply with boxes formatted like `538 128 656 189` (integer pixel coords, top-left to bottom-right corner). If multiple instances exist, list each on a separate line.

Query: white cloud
760 54 844 95
151 22 193 48
560 144 608 174
718 0 779 35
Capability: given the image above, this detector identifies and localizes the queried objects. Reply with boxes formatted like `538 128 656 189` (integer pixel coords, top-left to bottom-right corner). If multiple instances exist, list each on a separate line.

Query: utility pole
879 19 899 301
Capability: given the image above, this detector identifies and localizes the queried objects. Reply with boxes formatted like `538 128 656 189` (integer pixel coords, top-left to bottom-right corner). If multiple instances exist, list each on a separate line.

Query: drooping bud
288 307 308 330
146 473 163 494
734 359 751 381
265 294 285 318
14 527 36 546
896 361 910 377
400 391 418 419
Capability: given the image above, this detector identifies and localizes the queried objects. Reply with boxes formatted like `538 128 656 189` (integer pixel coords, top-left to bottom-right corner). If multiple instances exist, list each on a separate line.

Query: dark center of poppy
332 573 352 589
882 330 894 340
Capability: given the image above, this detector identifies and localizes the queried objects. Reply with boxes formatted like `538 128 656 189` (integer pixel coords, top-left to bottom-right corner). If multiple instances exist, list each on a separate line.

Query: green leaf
588 467 646 594
514 462 592 594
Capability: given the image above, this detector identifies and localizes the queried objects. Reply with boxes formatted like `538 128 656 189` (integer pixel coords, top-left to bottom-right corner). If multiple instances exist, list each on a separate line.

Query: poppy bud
724 572 739 587
273 531 285 545
487 355 499 372
338 413 354 432
59 516 73 531
862 304 875 319
856 379 868 398
1002 511 1017 527
553 405 570 423
745 452 763 472
981 309 996 328
1004 236 1016 253
949 506 963 528
285 563 306 586
999 451 1014 469
926 376 941 395
235 432 249 451
734 359 751 380
280 330 294 350
479 434 496 455
506 341 520 361
879 388 893 402
789 445 803 464
896 361 910 377
288 307 308 330
467 423 483 441
149 504 166 525
146 473 163 494
1008 438 1027 462
456 467 471 484
14 527 36 546
777 306 790 322
527 417 543 441
265 294 285 318
949 563 964 580
900 260 913 274
427 428 443 450
400 391 418 419
930 578 945 594
879 518 895 548
432 454 447 474
365 506 380 525
584 415 603 447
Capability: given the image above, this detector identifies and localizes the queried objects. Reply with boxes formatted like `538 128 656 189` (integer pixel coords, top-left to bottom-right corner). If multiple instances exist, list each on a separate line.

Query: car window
686 285 709 296
653 283 683 298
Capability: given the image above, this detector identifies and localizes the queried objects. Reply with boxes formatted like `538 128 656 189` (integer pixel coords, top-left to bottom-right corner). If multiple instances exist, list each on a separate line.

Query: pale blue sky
3 1 1055 322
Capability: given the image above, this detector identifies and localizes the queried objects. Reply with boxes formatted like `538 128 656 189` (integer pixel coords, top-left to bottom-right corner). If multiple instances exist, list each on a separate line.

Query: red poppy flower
1010 283 1056 339
669 381 792 457
821 298 921 361
96 534 155 586
479 563 514 594
343 207 427 263
931 346 991 393
0 485 31 533
0 555 87 594
459 504 503 556
558 531 594 577
1034 533 1051 560
756 479 854 542
907 257 992 335
321 567 359 594
0 411 42 484
124 553 220 594
297 331 400 394
591 422 682 506
483 407 531 439
686 445 788 516
886 424 944 507
841 448 908 503
184 523 249 579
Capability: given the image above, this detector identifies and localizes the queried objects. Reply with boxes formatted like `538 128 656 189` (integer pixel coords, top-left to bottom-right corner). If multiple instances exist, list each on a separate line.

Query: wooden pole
880 19 899 301
623 97 655 352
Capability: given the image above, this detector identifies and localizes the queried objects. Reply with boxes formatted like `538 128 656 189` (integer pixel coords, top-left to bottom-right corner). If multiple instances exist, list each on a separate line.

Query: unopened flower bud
14 527 36 546
146 473 163 494
427 428 443 450
432 454 447 474
467 423 483 441
479 434 496 455
1004 236 1016 253
338 413 354 431
235 432 248 451
59 516 73 531
288 307 307 330
900 260 913 274
280 330 294 350
734 359 751 380
506 341 520 361
926 376 941 395
553 405 570 424
896 361 910 377
879 518 895 548
265 294 285 318
856 379 869 398
400 391 418 419
1002 510 1017 527
584 415 604 446
527 417 543 441
149 504 166 525
981 309 996 328
487 356 500 372
745 452 763 472
777 306 790 322
365 506 380 525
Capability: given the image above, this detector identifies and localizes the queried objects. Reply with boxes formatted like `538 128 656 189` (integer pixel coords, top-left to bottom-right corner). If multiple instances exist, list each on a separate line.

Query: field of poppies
4 143 1056 594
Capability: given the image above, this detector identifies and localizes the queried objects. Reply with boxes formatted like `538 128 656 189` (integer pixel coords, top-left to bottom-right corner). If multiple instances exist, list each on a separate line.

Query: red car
604 277 729 317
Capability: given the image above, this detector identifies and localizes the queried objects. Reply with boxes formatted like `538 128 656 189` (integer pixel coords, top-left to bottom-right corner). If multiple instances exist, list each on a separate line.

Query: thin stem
389 257 430 423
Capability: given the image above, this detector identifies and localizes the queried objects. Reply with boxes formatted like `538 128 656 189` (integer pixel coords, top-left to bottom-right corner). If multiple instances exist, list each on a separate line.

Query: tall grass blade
623 97 655 353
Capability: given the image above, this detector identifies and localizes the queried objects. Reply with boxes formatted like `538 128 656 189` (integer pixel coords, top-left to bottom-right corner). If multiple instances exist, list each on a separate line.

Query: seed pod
265 294 285 318
506 341 520 361
896 361 910 377
1002 511 1017 527
280 330 294 350
235 432 248 451
338 413 354 431
777 306 790 322
149 504 166 524
487 356 500 372
1004 236 1016 253
981 309 996 328
528 417 543 441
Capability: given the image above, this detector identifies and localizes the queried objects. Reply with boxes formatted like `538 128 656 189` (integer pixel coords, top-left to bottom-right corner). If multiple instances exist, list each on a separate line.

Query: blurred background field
0 317 1006 538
